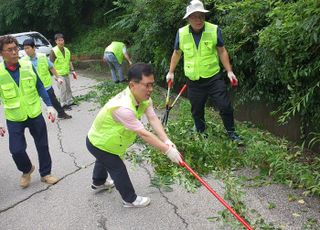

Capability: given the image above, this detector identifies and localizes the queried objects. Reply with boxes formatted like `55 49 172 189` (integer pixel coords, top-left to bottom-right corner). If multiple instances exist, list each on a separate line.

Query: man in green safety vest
50 33 76 111
22 39 72 120
103 41 132 83
167 0 242 143
0 35 58 188
86 63 182 208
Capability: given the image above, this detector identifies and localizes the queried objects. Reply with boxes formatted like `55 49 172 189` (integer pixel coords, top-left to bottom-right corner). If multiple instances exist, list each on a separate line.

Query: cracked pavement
1 71 319 230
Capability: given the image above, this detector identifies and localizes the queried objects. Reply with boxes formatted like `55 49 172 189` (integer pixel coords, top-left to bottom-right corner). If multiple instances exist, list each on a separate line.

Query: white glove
47 106 57 123
166 72 174 83
0 123 6 137
164 139 176 149
227 71 238 87
165 146 182 164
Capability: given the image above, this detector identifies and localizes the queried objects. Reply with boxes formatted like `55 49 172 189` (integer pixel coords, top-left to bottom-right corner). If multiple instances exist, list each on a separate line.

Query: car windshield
15 33 50 49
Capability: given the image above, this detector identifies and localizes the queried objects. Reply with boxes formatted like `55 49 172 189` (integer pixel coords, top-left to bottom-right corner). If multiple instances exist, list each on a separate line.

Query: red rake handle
170 83 187 108
180 161 253 230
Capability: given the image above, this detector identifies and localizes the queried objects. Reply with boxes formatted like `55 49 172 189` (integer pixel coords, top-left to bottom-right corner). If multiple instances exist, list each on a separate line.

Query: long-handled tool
180 160 253 230
162 79 172 125
162 83 187 126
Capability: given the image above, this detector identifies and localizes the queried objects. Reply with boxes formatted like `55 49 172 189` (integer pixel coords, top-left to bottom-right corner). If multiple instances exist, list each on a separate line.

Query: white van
0 31 52 62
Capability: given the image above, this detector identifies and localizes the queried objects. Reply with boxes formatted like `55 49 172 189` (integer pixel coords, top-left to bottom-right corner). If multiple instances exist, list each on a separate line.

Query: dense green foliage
0 0 114 40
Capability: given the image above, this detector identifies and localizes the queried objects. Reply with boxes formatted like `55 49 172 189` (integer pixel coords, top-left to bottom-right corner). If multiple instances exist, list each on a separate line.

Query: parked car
0 31 52 62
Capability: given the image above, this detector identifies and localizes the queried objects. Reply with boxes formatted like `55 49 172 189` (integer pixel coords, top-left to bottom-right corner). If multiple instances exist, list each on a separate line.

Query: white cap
183 0 209 19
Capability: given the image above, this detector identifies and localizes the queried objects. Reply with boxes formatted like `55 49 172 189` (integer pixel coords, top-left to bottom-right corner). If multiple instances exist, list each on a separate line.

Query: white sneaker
91 179 114 192
123 196 151 208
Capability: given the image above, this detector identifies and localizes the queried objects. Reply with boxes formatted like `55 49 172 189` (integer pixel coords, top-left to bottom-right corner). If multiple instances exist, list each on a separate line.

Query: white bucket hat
183 0 209 19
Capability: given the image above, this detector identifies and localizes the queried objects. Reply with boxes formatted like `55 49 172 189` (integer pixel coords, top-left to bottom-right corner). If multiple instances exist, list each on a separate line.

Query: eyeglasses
135 81 154 89
3 46 19 54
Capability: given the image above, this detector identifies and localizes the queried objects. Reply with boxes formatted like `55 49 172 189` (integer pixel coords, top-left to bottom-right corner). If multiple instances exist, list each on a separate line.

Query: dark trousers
6 114 52 177
47 87 65 116
187 72 235 133
86 137 137 203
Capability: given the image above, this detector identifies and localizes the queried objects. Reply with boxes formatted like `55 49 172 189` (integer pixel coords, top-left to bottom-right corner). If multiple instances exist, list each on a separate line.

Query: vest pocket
184 60 195 75
1 83 17 99
183 43 194 58
21 77 36 94
200 41 214 55
3 99 20 109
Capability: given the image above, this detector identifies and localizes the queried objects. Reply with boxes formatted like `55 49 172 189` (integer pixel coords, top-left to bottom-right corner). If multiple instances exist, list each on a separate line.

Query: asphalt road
0 71 319 230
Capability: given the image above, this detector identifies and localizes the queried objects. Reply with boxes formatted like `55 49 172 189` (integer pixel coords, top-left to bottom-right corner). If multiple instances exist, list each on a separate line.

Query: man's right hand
165 146 182 164
0 123 6 137
166 72 174 83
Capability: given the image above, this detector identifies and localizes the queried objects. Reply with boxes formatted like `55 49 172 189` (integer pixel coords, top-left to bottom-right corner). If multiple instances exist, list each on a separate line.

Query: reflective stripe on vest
0 61 42 121
105 41 125 64
179 22 220 80
88 87 150 159
53 46 71 76
22 53 52 88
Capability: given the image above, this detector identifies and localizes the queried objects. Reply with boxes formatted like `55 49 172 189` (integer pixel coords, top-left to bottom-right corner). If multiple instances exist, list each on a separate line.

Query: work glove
164 139 177 149
0 123 6 137
47 106 57 123
166 72 174 83
165 146 182 164
72 71 77 80
227 71 238 87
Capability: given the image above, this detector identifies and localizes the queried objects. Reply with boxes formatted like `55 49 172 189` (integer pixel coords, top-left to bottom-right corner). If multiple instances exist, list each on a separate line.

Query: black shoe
62 105 72 111
227 131 244 145
58 113 72 119
114 80 120 84
69 102 77 106
119 79 128 83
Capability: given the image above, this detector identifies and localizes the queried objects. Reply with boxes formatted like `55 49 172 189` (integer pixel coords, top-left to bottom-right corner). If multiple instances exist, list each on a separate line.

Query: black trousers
46 87 64 116
6 114 52 177
187 72 235 133
86 137 137 203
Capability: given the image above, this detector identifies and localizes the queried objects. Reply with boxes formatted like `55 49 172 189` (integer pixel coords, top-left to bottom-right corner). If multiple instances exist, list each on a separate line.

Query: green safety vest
22 53 52 88
0 60 42 121
179 22 220 80
53 46 71 76
88 87 150 159
105 41 125 64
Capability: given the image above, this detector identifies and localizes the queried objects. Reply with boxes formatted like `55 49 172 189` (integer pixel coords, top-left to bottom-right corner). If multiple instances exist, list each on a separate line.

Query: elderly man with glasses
166 0 242 144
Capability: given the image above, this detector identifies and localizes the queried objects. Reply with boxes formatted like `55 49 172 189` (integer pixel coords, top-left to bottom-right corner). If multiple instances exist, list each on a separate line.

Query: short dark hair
128 63 154 82
23 39 35 48
0 35 18 52
54 33 64 40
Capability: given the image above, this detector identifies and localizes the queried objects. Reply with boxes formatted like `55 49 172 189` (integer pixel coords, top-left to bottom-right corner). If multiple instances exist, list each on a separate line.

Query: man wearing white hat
166 0 242 143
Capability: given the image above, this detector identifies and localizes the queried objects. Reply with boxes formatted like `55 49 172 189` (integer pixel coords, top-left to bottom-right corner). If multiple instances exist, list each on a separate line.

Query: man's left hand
47 106 57 123
227 71 238 87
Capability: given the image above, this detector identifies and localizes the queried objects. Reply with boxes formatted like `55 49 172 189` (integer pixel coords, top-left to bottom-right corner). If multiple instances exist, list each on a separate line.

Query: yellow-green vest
179 22 220 80
53 46 71 76
105 41 125 64
22 53 52 88
0 60 42 121
88 87 151 159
